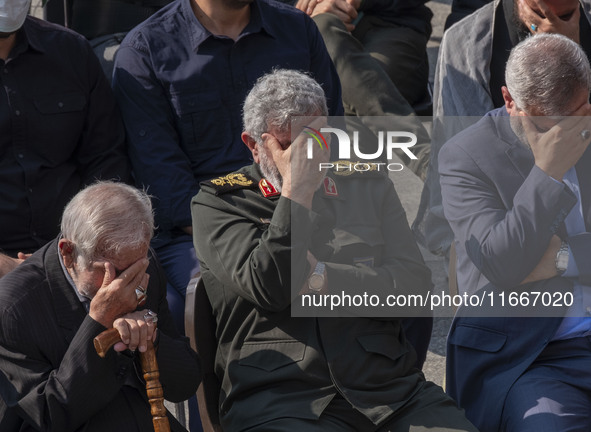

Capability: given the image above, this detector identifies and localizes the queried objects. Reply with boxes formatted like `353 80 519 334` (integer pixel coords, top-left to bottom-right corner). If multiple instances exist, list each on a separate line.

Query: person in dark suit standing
440 33 591 432
0 182 200 432
192 69 477 432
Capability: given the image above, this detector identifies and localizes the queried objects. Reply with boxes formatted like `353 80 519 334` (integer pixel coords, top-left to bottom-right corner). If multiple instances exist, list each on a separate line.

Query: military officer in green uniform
191 70 477 432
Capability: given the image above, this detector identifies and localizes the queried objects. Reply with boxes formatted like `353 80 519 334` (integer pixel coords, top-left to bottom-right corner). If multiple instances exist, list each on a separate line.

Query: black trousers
313 13 431 180
245 380 478 432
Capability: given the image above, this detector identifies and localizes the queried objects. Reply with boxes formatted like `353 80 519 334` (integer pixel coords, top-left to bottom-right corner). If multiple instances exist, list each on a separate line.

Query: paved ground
391 0 452 387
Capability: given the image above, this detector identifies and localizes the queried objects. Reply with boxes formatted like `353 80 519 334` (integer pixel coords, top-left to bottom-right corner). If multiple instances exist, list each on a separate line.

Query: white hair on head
60 181 154 266
505 33 591 116
242 69 329 143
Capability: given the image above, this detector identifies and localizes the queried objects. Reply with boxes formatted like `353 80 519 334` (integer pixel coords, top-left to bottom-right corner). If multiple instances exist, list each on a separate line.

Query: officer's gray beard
257 145 283 192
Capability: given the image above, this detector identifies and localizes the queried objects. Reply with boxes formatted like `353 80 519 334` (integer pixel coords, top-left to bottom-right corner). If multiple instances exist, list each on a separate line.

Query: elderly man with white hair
440 33 591 432
0 182 200 432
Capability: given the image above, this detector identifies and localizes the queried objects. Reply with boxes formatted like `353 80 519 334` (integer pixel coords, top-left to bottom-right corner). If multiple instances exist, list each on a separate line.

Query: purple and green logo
304 126 328 158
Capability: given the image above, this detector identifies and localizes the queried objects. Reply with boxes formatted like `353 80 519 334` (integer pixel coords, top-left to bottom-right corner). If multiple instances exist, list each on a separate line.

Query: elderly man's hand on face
262 116 330 208
522 102 591 181
89 258 150 329
518 0 580 44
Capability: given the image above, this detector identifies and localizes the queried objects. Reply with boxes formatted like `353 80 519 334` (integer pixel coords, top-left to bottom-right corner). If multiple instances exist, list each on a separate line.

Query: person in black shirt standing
0 0 130 278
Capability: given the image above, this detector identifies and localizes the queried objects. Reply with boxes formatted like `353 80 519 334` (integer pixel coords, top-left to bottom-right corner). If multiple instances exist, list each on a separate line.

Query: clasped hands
88 257 158 353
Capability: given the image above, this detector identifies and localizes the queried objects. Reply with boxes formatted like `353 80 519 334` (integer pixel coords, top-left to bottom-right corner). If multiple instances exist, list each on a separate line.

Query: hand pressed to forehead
262 117 329 176
88 257 150 329
522 106 591 180
260 117 330 208
517 0 580 43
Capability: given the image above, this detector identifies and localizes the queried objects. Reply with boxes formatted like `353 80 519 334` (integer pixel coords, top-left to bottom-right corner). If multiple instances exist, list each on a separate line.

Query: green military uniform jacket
192 163 432 431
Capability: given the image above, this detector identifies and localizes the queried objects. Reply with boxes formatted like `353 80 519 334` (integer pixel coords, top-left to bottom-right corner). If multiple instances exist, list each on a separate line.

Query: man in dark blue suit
440 33 591 432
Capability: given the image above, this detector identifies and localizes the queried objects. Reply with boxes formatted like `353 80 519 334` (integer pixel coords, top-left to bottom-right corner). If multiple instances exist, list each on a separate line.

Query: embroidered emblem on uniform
323 177 338 196
210 173 253 187
259 179 280 197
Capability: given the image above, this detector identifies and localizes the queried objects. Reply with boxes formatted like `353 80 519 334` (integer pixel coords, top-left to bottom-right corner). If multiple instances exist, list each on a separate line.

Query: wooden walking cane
94 328 171 432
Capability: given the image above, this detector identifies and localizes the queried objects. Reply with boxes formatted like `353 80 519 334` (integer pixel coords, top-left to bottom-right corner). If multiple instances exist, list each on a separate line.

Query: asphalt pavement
391 0 452 387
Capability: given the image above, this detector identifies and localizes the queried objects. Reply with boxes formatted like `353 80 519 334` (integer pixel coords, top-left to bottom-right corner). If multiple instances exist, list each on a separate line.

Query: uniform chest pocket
239 340 306 372
448 324 507 353
331 225 384 266
33 91 86 114
357 332 407 361
169 90 231 154
31 92 86 164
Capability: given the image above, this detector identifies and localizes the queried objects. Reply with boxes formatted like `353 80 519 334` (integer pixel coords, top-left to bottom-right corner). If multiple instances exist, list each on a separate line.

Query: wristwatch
308 262 326 292
555 241 569 275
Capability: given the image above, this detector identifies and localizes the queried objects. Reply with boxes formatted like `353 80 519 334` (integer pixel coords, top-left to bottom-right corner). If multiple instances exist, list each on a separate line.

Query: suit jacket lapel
575 146 591 230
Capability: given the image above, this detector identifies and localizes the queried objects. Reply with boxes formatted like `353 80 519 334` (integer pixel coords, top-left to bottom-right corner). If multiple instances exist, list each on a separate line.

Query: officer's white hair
505 33 591 116
60 181 154 267
242 69 328 143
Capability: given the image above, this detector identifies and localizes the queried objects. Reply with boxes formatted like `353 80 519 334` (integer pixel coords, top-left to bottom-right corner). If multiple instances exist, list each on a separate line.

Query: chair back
185 275 223 432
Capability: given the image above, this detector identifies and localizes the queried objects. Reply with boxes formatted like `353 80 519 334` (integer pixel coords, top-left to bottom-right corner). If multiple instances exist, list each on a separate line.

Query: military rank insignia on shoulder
200 173 256 195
